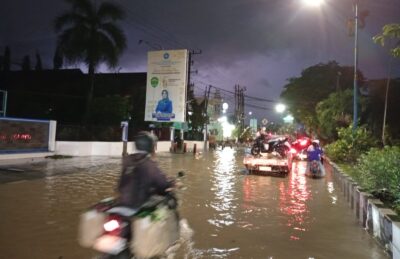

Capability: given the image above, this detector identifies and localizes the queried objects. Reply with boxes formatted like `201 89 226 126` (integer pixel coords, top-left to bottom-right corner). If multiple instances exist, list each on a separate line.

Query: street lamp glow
218 116 227 123
222 102 229 110
302 0 324 7
275 103 286 113
218 116 234 138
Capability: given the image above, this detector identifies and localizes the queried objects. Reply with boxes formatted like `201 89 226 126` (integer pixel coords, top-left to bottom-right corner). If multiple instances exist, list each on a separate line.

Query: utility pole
186 49 201 133
203 85 212 152
233 85 246 139
234 85 239 125
240 87 246 135
353 0 359 131
187 49 201 94
382 58 393 146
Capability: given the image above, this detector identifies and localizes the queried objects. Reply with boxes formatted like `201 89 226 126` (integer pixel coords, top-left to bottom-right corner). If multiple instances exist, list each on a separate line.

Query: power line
194 79 277 103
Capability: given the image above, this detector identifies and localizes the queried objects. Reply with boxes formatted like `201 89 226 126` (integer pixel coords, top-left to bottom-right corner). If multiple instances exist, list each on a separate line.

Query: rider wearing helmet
117 131 173 208
306 139 325 175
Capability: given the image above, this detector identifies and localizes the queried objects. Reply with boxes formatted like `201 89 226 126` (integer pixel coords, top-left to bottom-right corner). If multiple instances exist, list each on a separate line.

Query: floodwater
0 148 388 259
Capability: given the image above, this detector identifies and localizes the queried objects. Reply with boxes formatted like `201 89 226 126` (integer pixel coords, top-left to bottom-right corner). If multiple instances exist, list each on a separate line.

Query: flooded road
0 148 388 258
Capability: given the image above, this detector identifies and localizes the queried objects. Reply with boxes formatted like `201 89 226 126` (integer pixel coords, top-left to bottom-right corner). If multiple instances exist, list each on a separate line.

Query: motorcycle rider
117 131 174 208
306 139 325 176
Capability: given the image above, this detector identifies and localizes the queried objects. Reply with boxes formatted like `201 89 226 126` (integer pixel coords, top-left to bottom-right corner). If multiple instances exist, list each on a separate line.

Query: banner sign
144 49 188 122
0 118 49 153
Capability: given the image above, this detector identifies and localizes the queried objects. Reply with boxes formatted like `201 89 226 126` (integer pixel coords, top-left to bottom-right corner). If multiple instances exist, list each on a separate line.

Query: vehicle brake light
104 219 120 232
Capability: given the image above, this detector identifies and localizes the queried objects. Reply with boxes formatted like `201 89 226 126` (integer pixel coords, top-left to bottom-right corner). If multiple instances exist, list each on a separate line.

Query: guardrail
326 159 400 259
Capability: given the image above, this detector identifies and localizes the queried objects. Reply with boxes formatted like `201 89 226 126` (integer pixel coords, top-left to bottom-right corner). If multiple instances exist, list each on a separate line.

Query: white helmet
312 139 320 145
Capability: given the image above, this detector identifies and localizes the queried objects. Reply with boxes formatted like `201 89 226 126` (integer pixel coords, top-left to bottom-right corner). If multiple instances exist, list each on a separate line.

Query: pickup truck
243 152 292 175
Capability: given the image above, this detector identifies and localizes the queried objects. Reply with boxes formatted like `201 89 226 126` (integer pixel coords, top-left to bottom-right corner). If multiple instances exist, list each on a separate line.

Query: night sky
1 0 400 123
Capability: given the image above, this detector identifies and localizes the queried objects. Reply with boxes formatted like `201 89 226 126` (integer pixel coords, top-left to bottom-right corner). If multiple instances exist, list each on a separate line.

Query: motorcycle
78 175 183 259
309 160 321 178
306 157 325 178
251 135 291 158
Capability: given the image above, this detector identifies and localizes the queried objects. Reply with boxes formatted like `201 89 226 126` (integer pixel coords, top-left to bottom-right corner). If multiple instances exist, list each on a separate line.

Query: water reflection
209 148 237 228
279 161 312 240
0 153 389 259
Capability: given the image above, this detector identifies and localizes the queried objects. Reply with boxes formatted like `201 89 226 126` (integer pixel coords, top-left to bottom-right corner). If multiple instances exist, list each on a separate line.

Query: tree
22 55 31 71
35 51 43 71
54 0 127 122
280 61 364 135
53 47 63 70
373 23 400 144
373 23 400 58
316 89 354 140
186 85 207 139
3 46 11 71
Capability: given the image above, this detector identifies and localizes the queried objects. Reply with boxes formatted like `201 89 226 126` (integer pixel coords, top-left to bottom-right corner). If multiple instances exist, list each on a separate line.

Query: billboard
0 118 50 153
144 49 189 122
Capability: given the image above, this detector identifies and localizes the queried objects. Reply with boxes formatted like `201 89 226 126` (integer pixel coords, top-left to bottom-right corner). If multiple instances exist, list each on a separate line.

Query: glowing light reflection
279 162 312 240
209 148 237 228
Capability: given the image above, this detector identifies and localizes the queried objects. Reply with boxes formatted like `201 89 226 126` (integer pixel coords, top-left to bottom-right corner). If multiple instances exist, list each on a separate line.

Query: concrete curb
0 152 55 165
326 159 399 258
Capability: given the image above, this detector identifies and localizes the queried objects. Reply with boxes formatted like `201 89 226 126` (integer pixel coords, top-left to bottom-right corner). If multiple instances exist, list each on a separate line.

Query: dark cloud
1 0 400 122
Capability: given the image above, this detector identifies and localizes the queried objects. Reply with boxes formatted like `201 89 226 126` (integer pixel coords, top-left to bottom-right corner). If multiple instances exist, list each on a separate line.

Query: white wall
55 140 207 156
48 120 57 152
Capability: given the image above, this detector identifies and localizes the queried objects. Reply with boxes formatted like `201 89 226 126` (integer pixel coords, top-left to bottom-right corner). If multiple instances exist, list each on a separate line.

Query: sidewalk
0 152 55 166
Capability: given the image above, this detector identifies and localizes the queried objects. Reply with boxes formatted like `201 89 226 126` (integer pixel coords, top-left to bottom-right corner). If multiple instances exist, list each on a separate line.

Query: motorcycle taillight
103 215 122 232
104 218 120 232
300 139 308 146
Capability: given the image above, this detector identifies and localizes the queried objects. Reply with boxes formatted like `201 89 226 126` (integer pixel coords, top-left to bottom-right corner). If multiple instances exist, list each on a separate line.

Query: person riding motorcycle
306 139 325 176
117 131 173 208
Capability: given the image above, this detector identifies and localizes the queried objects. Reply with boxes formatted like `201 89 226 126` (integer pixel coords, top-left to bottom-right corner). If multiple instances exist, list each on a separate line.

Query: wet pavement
0 148 389 259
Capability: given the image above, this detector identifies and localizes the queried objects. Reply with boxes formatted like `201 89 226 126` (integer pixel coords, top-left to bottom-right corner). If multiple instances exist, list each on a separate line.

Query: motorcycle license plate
259 166 272 171
93 235 127 255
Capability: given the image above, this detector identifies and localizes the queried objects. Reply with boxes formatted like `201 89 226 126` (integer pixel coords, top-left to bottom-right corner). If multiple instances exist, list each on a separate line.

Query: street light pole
382 58 392 145
353 0 359 131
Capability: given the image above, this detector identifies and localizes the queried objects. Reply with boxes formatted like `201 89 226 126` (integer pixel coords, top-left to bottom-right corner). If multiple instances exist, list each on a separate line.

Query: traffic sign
261 118 268 125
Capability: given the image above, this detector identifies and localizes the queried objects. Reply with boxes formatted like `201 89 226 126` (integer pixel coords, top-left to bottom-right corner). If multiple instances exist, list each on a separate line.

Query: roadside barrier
326 158 400 259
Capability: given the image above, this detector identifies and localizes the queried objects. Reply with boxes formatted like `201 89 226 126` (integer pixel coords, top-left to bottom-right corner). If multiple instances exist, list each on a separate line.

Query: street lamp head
302 0 324 7
275 103 286 113
222 102 229 110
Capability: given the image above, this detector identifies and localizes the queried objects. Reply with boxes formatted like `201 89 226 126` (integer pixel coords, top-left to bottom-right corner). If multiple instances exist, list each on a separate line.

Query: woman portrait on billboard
155 89 173 113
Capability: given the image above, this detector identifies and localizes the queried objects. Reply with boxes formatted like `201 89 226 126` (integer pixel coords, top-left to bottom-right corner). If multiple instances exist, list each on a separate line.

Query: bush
325 125 377 163
354 146 400 212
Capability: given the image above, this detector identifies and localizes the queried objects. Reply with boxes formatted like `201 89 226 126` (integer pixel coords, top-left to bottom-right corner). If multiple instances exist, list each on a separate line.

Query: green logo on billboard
150 77 159 88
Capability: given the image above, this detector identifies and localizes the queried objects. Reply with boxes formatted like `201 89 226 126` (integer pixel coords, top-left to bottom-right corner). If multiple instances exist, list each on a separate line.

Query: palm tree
54 0 127 121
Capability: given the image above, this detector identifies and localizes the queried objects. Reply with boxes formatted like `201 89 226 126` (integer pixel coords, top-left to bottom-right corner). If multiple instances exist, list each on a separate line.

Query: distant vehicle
250 135 291 158
243 148 293 176
290 137 311 160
